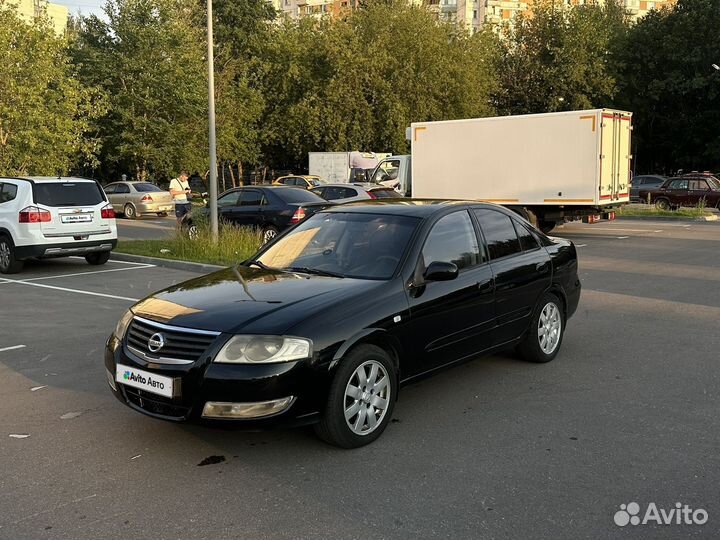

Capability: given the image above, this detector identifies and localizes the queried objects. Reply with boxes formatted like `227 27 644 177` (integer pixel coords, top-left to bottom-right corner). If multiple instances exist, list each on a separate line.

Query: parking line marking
17 264 155 282
617 236 629 239
0 278 139 301
68 256 151 266
0 345 26 353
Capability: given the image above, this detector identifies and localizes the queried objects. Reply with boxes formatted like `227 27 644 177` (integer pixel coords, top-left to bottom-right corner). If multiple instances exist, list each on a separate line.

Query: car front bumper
104 335 327 428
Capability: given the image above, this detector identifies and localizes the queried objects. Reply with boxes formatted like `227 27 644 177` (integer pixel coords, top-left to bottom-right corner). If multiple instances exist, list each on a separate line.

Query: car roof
321 199 508 217
1 176 98 183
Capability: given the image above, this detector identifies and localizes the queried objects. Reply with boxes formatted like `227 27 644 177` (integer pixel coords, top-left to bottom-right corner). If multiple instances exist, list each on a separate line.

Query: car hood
130 265 379 334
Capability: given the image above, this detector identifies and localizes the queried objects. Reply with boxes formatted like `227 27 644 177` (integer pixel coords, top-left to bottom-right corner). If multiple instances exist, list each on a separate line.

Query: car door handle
477 279 493 293
536 262 550 273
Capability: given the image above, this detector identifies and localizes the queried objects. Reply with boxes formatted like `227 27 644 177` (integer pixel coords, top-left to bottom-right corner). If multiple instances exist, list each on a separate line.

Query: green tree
0 3 105 175
71 0 208 181
496 0 628 115
614 0 720 173
258 1 498 169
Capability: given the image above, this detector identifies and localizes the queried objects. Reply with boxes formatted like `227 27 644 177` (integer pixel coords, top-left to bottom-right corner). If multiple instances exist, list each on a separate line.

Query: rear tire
85 251 111 265
262 225 279 244
124 203 138 219
517 293 565 363
0 236 24 274
314 344 396 448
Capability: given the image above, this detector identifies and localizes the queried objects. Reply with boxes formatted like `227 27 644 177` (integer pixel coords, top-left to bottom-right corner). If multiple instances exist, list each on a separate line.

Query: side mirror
423 261 459 282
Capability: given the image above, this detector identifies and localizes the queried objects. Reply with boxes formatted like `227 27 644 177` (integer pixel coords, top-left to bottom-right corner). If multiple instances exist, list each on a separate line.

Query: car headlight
214 336 312 364
114 309 134 339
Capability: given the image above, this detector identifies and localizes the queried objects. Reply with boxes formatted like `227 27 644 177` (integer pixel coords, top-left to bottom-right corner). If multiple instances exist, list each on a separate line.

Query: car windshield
33 182 105 207
255 212 420 280
134 183 164 192
276 188 325 203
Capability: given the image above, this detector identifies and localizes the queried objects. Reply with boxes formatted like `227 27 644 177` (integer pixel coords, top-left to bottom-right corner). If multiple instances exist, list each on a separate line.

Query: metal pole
207 0 218 242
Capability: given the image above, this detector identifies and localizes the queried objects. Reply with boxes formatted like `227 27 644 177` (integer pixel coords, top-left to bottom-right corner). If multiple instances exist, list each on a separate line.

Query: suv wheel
85 251 111 265
0 236 24 274
315 344 396 448
655 198 671 211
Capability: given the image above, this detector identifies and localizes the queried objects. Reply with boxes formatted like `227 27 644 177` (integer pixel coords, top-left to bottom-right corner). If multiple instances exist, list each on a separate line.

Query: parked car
310 183 403 202
649 176 720 210
630 175 666 202
106 200 581 448
0 177 117 274
103 181 174 219
272 175 326 189
183 185 332 243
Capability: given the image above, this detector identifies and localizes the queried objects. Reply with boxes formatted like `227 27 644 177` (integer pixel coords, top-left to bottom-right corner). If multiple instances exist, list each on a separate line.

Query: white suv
0 177 118 274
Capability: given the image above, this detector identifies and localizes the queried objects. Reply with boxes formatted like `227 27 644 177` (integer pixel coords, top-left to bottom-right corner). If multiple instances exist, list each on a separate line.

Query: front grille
126 316 219 364
124 387 190 420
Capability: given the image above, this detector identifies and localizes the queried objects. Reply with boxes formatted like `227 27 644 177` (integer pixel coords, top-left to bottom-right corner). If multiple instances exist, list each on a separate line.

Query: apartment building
14 0 69 35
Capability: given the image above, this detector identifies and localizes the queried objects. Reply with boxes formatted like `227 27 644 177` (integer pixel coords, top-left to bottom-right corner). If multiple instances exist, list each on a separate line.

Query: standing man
169 170 192 226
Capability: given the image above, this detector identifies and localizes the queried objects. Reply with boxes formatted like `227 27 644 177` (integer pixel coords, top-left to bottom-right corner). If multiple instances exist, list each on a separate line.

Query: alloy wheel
538 302 562 355
263 228 278 243
344 360 391 436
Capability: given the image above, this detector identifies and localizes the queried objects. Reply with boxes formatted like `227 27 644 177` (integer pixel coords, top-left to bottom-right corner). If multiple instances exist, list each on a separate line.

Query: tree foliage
615 0 720 173
0 2 105 175
496 0 628 114
71 0 208 181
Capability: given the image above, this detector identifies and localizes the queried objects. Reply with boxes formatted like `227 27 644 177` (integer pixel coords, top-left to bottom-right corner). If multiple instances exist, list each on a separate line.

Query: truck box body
308 151 389 184
409 109 632 207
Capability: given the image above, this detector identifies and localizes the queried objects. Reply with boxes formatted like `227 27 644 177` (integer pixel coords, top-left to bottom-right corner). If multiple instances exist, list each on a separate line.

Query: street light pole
207 0 218 242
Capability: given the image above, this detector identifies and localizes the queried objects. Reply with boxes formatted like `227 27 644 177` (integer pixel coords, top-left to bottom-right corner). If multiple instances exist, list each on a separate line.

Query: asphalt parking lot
1 218 719 539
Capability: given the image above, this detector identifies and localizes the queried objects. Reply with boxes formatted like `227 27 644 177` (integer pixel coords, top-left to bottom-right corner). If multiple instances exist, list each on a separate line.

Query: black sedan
184 185 332 243
106 201 581 448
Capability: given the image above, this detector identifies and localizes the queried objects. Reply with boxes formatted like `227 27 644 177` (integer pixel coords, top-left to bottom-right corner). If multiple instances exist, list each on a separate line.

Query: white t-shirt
169 177 190 204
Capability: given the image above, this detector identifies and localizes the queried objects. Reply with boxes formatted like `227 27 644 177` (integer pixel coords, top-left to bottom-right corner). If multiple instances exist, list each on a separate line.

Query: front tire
315 344 396 448
0 236 24 274
85 251 111 265
517 293 565 363
655 198 670 211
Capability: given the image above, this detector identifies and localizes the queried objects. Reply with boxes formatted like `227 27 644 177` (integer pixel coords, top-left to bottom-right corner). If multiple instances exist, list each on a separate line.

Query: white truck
309 151 389 184
369 109 632 232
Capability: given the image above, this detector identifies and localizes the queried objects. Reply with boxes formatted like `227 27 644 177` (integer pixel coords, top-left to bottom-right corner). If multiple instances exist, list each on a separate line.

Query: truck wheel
0 236 24 274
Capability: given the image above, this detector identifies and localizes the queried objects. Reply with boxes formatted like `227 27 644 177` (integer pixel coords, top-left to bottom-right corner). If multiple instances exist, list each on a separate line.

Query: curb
111 252 224 273
617 215 719 222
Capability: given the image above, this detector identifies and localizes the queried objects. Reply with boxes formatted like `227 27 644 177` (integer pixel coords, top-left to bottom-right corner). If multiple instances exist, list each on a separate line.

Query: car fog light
202 397 295 419
106 368 117 391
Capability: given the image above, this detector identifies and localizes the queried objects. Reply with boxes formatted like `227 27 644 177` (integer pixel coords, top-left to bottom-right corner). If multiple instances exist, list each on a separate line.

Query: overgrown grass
116 219 263 266
617 205 713 219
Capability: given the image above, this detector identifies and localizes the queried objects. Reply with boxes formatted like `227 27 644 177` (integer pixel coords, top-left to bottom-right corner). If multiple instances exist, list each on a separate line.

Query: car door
216 190 242 224
661 179 689 206
227 189 265 227
404 210 496 373
113 183 131 209
688 179 710 206
473 208 551 346
103 183 121 212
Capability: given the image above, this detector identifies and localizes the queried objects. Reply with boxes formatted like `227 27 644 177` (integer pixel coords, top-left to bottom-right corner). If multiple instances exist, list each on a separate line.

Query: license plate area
61 214 93 224
116 363 177 398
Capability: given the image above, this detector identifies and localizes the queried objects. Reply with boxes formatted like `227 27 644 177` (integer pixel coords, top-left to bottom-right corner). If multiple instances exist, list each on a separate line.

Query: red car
648 176 720 210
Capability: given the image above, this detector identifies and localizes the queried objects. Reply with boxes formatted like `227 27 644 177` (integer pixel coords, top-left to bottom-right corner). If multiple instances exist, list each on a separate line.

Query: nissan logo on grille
147 333 165 353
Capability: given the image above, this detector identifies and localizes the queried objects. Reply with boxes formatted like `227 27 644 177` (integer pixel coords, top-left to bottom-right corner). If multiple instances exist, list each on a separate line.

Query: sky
55 0 106 20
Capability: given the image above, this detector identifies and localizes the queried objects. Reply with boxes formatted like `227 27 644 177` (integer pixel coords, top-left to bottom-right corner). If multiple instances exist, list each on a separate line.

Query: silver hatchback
310 183 402 203
103 181 174 219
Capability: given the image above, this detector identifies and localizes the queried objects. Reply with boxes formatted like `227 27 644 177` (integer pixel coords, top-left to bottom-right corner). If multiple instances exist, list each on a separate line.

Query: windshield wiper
245 260 276 271
284 266 345 278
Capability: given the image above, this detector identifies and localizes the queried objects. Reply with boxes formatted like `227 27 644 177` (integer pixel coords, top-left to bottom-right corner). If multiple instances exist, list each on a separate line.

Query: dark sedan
184 185 332 243
630 175 666 202
106 201 581 448
649 176 720 210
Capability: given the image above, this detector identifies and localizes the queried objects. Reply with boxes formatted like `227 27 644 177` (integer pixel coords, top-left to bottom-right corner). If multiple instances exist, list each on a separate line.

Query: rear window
34 182 105 207
134 183 164 192
275 188 325 204
371 188 401 199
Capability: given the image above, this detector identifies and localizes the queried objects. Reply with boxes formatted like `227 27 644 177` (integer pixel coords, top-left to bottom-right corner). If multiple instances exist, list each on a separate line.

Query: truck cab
370 155 412 197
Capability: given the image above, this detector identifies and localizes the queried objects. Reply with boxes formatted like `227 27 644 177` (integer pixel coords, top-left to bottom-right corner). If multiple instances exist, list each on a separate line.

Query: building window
473 9 477 18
